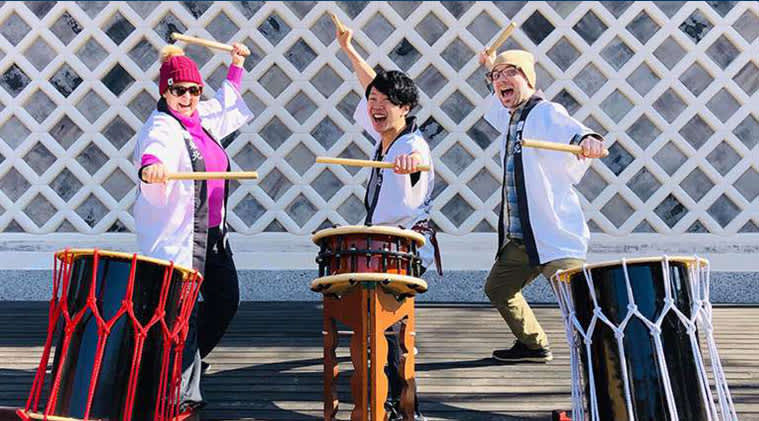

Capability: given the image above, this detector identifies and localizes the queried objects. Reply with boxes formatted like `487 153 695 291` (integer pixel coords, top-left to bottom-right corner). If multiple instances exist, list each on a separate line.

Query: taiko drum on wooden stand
311 226 427 421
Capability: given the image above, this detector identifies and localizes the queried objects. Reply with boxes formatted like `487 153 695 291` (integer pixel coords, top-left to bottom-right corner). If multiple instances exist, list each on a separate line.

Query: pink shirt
142 65 243 228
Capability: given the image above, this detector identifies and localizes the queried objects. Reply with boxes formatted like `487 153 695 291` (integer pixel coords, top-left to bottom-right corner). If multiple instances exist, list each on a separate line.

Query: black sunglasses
168 85 203 97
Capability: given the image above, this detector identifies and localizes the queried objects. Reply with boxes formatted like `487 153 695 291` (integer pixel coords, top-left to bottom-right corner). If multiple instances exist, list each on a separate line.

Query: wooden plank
0 302 756 420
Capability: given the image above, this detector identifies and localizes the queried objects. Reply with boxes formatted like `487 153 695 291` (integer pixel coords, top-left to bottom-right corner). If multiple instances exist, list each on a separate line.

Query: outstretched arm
336 27 375 90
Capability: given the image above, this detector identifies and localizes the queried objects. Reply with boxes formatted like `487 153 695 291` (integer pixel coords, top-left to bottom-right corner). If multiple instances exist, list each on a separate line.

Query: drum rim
311 272 428 292
553 255 709 281
20 410 101 421
311 225 426 246
54 248 200 280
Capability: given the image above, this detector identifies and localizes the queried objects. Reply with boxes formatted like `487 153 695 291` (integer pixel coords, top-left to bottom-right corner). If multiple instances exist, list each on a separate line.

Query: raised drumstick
167 171 259 180
521 139 609 158
328 12 347 33
486 22 518 56
316 156 431 171
170 32 249 56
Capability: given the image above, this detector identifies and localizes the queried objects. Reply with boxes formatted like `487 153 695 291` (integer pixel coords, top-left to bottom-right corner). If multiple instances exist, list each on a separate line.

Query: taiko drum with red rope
16 249 203 421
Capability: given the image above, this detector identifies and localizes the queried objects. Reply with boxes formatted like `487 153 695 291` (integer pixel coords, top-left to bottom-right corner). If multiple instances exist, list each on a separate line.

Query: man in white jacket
478 49 605 362
337 26 435 421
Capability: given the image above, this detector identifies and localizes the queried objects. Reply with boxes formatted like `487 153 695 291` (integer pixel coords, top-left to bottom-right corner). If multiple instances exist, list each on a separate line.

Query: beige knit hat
492 50 536 88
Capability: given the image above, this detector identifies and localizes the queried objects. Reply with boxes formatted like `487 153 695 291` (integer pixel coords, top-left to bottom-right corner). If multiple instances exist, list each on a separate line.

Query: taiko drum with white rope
551 256 737 421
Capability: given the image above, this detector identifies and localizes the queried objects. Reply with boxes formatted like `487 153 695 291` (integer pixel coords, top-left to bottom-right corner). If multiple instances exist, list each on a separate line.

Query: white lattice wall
0 2 757 270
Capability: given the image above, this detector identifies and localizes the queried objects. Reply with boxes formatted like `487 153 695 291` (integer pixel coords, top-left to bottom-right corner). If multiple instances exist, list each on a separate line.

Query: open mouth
372 113 387 125
499 87 514 99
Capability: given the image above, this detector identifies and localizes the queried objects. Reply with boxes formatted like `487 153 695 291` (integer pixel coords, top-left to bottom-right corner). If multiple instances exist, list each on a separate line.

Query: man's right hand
479 50 495 70
337 27 354 52
141 163 169 184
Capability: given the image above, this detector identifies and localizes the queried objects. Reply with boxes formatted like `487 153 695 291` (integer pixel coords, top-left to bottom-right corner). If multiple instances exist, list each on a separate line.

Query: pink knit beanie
158 45 203 94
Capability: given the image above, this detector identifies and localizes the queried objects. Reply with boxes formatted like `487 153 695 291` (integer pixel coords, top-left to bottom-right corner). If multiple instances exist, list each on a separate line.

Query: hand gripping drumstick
521 139 609 158
328 12 347 34
171 32 250 56
316 157 431 171
167 171 259 180
486 22 518 56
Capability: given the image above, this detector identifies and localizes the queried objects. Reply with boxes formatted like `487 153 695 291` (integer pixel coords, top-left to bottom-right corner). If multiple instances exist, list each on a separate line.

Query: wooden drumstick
328 11 347 33
486 22 518 56
167 171 259 180
316 156 430 171
521 139 609 158
170 32 249 56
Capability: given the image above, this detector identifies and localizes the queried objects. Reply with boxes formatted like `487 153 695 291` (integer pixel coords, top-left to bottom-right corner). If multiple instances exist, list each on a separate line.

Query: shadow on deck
0 302 756 420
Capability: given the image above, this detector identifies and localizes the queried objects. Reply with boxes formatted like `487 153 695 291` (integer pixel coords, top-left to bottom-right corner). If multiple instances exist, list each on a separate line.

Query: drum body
552 257 736 421
20 249 202 421
315 225 423 277
311 225 427 296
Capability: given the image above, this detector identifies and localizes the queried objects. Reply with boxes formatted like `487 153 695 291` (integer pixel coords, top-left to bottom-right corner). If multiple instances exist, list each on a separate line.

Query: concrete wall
0 2 756 301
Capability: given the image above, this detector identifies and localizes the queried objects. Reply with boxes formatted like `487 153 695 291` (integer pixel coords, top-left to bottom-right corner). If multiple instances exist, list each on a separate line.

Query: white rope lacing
551 274 586 421
698 259 738 420
551 256 738 420
672 257 717 420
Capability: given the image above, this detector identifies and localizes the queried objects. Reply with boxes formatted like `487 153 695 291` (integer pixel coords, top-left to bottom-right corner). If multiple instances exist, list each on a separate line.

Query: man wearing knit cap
478 49 604 362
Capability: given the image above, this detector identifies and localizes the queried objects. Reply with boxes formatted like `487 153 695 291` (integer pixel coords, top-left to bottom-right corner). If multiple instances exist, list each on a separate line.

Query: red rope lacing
19 250 204 421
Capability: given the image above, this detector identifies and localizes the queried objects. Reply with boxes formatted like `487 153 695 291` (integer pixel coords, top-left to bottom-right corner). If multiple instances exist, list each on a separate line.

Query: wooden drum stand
311 226 428 421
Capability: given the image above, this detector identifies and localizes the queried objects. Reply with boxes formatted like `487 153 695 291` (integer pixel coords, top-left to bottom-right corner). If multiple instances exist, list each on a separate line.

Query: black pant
181 226 240 400
385 267 424 415
386 327 421 414
197 227 240 358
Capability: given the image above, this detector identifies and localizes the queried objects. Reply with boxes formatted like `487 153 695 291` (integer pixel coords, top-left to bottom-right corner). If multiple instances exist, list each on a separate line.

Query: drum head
312 225 425 247
311 272 428 297
553 255 708 283
55 249 199 281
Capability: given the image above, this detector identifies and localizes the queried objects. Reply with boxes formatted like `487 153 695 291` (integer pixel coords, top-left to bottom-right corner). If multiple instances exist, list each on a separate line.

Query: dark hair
365 70 418 110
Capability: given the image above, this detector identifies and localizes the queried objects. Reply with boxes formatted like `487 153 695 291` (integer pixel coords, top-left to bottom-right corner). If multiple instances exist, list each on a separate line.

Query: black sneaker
385 400 401 421
385 400 427 421
178 400 207 414
492 341 553 363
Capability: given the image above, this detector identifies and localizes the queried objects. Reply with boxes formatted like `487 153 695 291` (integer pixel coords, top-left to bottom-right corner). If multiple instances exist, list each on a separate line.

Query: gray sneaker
492 341 553 363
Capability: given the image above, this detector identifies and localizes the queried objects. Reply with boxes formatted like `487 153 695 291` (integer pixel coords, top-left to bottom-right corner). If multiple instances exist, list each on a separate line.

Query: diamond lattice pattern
0 2 756 235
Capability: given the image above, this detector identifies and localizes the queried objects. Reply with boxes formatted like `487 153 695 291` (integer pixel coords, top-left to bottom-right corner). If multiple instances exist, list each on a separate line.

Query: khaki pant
484 240 583 349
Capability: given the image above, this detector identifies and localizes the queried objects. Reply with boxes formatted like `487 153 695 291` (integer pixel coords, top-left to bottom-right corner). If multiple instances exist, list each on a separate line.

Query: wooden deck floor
0 302 757 420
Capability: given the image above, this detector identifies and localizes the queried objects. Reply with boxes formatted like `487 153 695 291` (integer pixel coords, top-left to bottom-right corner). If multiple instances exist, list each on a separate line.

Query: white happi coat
354 98 436 268
132 80 253 269
484 94 594 264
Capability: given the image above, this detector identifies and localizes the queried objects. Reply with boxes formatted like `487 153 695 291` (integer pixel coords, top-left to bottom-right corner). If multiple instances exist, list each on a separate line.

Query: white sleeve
526 102 597 184
529 102 598 145
410 135 432 166
196 80 254 140
353 97 381 142
483 94 509 133
133 119 179 207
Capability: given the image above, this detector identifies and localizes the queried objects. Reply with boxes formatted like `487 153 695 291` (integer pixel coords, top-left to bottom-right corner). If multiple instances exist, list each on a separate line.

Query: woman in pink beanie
132 42 253 413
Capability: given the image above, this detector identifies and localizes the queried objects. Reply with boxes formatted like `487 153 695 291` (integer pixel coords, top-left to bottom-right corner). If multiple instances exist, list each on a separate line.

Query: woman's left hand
393 153 423 174
231 42 250 67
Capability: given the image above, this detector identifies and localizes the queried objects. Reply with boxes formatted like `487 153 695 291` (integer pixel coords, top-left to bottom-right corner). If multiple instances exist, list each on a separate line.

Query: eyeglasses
168 85 203 97
485 67 521 83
